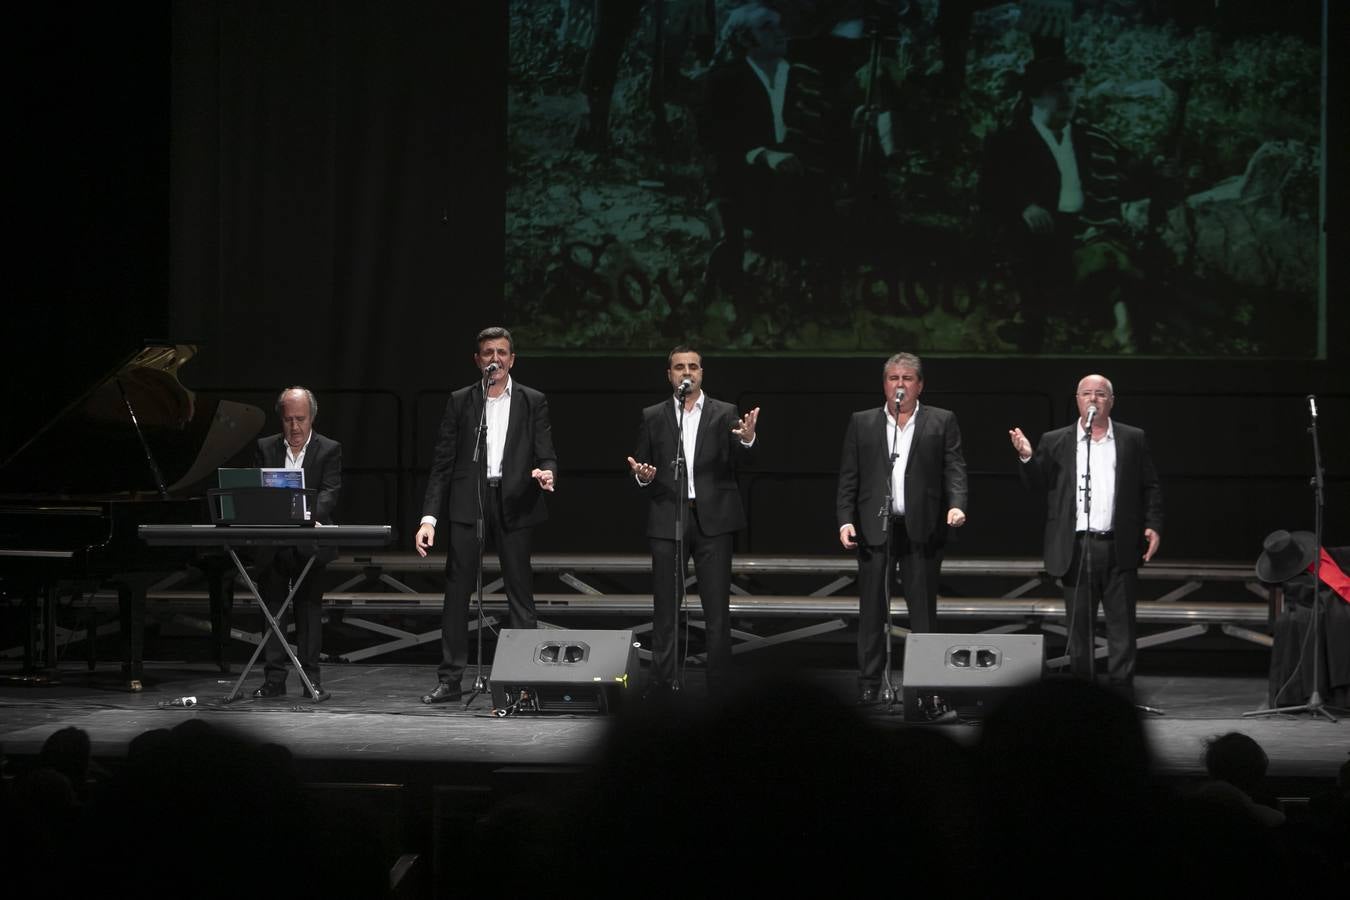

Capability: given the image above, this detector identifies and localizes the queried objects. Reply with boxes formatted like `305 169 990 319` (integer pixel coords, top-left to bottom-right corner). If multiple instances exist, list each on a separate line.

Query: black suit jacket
1019 420 1164 577
633 395 753 539
421 380 557 531
836 404 968 548
255 431 342 525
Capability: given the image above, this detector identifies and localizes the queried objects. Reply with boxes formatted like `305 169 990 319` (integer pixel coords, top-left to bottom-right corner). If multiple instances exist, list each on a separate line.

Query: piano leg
42 582 58 672
202 557 235 674
114 580 145 691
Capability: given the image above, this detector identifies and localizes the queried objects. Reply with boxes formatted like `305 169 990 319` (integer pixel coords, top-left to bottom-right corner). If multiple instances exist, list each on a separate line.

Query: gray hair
719 3 777 57
476 326 514 353
883 353 924 381
275 386 318 418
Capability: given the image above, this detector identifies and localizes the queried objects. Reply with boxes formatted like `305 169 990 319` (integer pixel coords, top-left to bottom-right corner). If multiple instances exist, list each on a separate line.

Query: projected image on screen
504 1 1323 357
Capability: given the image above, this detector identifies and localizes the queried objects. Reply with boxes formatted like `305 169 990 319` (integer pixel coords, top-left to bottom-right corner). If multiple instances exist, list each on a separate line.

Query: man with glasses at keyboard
1009 374 1163 701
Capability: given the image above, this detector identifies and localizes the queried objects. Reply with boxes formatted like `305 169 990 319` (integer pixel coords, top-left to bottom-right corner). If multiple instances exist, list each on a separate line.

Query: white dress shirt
1031 106 1084 214
484 377 513 480
1076 421 1117 533
284 433 312 470
676 393 705 500
884 402 921 516
745 56 790 148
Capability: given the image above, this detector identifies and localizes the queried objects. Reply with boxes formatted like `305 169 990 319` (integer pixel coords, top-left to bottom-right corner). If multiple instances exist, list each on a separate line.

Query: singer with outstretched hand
836 353 968 708
1009 373 1162 702
626 346 759 698
414 327 557 704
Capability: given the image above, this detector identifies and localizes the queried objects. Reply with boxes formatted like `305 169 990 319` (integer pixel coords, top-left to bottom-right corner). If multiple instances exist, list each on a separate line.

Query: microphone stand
879 391 902 708
1077 410 1096 689
464 366 494 708
1245 395 1339 722
1076 410 1163 715
672 385 690 691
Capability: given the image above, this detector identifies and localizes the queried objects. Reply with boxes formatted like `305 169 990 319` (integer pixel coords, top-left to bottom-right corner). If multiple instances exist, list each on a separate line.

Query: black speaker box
489 629 639 714
901 633 1044 722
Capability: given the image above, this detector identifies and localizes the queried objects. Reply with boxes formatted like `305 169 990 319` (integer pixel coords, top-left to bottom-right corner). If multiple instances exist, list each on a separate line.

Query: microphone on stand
893 388 905 412
677 378 692 398
1307 394 1318 421
1084 404 1098 431
483 362 500 386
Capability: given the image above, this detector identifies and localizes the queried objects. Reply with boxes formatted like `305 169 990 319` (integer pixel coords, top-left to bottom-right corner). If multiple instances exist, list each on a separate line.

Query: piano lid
0 342 264 497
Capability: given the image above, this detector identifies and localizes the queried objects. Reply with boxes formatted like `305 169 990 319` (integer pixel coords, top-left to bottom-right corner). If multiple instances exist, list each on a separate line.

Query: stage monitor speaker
901 633 1044 722
489 629 639 714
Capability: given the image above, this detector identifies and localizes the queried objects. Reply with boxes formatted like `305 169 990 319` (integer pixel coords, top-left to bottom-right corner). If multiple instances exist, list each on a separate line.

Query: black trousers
649 504 734 688
259 549 326 686
857 518 943 687
437 484 537 682
1061 533 1138 689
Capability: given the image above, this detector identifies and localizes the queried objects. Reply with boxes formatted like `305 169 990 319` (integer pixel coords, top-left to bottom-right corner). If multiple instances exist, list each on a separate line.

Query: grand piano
0 343 264 689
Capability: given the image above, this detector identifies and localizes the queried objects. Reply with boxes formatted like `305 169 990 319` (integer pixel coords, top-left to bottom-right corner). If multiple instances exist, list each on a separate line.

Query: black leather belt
1077 530 1114 539
487 477 502 488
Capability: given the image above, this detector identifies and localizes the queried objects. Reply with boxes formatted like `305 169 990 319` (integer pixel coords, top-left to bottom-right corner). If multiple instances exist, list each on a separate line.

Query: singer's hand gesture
839 524 858 549
732 407 760 443
1009 427 1033 460
532 468 555 492
414 523 435 558
626 456 656 484
1142 527 1161 563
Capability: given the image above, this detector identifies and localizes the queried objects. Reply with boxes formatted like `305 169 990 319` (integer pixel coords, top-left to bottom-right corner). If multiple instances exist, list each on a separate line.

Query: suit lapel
903 406 929 471
268 435 287 469
505 383 526 461
693 395 716 464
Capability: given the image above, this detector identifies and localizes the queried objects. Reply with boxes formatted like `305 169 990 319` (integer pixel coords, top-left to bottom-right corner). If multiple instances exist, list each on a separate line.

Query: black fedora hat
1019 56 1086 97
1255 529 1316 583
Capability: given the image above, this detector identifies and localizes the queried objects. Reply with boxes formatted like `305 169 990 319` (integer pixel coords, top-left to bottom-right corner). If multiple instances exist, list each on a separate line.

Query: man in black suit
697 2 841 294
415 327 557 704
1010 374 1163 698
837 353 968 706
251 387 342 702
626 346 759 695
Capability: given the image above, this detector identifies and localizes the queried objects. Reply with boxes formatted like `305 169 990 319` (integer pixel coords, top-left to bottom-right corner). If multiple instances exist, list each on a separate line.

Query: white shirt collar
1080 419 1115 442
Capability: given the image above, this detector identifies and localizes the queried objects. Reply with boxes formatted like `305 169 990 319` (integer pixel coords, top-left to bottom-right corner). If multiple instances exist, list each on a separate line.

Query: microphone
484 362 500 375
894 388 905 409
158 696 198 708
1084 404 1098 429
677 378 692 398
1308 394 1318 420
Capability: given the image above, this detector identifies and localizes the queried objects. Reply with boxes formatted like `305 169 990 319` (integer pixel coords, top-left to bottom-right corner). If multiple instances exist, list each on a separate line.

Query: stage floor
2 660 1346 794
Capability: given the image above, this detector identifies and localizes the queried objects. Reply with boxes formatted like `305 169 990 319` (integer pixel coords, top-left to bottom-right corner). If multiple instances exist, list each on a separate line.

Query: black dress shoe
641 680 680 702
252 681 286 699
922 693 958 723
421 682 462 704
858 685 879 705
302 684 331 702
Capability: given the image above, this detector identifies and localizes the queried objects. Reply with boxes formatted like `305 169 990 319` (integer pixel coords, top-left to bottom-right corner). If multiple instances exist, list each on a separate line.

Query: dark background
6 1 1347 569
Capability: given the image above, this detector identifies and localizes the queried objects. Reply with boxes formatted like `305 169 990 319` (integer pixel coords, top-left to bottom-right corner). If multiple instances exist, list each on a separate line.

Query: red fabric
1309 548 1350 604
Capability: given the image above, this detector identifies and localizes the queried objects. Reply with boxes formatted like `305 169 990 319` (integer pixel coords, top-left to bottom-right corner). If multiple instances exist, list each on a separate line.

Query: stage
3 660 1345 789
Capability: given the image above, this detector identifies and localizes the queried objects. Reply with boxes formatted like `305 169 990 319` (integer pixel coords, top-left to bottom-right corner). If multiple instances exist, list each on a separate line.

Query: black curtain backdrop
7 2 1345 570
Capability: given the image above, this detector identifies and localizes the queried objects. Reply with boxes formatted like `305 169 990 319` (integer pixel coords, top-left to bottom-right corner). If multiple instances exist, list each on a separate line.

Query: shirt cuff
420 515 437 527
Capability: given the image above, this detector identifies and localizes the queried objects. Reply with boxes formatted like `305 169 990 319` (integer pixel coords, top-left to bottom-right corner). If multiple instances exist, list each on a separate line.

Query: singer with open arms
837 353 968 706
1009 373 1162 701
414 326 557 704
626 346 759 697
